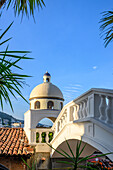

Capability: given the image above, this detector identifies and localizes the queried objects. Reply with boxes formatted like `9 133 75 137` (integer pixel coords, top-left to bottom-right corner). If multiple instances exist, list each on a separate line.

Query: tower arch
24 72 64 143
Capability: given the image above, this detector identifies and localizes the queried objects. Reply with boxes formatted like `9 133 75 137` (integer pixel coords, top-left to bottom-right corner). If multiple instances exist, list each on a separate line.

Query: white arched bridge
51 88 113 160
29 88 113 161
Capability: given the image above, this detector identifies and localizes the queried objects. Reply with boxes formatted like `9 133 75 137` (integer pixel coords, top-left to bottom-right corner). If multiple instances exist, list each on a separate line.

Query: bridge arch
51 122 113 160
52 139 97 158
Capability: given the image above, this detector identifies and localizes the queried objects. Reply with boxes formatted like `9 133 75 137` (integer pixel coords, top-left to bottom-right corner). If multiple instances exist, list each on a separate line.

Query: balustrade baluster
82 101 86 118
65 112 67 123
105 96 113 124
46 132 49 143
85 99 88 117
59 119 62 130
57 122 59 132
79 103 83 118
99 95 107 121
73 106 76 120
77 104 80 119
75 105 78 120
72 106 74 121
62 116 65 127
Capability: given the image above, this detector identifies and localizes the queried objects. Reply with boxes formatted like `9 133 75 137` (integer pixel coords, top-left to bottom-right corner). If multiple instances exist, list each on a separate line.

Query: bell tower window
60 102 63 110
35 101 40 109
43 71 51 83
46 78 49 82
47 101 54 109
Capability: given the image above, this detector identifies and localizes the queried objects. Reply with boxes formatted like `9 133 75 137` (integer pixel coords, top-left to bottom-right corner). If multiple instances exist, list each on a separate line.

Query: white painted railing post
77 104 81 119
99 95 107 121
82 101 86 118
65 111 67 123
73 105 77 120
105 96 113 124
87 94 94 117
46 132 49 143
62 116 65 127
80 103 82 118
59 119 62 130
67 107 70 122
33 131 36 143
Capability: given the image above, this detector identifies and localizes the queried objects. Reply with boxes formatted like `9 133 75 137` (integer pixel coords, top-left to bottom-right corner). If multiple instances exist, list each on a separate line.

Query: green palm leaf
0 22 32 111
47 140 113 170
100 11 113 47
0 0 45 19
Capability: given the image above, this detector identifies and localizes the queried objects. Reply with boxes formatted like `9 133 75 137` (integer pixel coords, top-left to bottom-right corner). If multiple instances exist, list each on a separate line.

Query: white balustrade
31 128 53 144
52 88 113 139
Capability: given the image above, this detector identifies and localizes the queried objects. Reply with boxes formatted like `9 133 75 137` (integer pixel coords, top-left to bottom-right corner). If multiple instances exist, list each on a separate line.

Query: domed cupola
43 71 51 83
29 72 64 110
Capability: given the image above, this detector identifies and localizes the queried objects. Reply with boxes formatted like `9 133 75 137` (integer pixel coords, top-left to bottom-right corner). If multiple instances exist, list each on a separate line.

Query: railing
30 128 54 144
52 88 113 138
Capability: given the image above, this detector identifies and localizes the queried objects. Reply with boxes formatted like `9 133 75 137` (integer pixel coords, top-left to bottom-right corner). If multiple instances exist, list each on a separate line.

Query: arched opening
51 139 98 169
52 139 97 158
47 101 54 109
36 118 53 127
36 118 54 144
60 102 63 110
46 78 50 82
35 101 40 109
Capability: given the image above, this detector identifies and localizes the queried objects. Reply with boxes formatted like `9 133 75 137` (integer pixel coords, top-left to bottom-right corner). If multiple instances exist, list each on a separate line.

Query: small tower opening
35 101 40 109
60 102 63 110
43 71 51 83
47 101 54 109
46 78 49 82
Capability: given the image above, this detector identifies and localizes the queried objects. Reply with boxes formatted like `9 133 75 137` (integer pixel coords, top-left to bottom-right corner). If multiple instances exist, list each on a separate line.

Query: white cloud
93 66 97 69
63 83 83 104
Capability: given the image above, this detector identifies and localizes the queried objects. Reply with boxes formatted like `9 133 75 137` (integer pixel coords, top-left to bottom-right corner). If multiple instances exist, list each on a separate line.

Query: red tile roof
0 128 33 156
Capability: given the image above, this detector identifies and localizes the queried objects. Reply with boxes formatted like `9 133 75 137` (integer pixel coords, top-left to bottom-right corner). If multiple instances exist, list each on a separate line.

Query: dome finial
43 71 51 83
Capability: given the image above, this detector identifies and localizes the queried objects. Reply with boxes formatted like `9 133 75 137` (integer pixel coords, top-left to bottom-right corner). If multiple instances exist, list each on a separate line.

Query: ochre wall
28 152 51 169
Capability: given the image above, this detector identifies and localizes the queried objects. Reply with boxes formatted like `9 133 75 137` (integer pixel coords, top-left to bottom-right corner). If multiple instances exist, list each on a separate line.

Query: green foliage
41 132 46 143
100 11 113 47
87 162 102 170
21 157 35 170
49 132 53 143
0 22 32 111
47 140 113 170
36 132 39 143
36 131 53 143
0 0 45 19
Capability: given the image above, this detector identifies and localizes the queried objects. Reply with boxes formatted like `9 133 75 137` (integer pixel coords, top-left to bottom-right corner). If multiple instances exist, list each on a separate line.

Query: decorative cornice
29 96 64 101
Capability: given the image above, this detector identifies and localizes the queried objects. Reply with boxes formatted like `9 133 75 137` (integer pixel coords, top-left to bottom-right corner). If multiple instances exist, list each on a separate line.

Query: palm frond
100 11 113 47
0 0 46 19
0 22 32 111
47 140 113 170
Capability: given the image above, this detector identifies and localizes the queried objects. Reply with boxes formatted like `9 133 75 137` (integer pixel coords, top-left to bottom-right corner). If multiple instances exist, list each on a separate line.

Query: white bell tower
24 72 64 144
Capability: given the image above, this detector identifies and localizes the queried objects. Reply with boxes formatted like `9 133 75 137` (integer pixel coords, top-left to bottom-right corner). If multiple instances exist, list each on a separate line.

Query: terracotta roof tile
0 128 33 156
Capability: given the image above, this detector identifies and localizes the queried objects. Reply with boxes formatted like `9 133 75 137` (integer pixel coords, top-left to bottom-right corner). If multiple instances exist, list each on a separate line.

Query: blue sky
1 0 113 121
